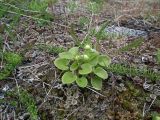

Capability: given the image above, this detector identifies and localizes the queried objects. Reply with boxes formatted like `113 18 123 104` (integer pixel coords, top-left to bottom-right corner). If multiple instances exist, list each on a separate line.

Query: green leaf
59 52 74 59
79 63 92 75
69 47 79 56
54 58 69 70
152 114 160 120
91 76 102 90
93 67 108 79
70 61 79 71
87 56 98 66
62 72 77 84
76 77 88 88
85 49 99 66
98 55 111 67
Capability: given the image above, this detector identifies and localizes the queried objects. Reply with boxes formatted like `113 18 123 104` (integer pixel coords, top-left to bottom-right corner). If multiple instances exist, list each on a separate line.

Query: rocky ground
0 0 160 120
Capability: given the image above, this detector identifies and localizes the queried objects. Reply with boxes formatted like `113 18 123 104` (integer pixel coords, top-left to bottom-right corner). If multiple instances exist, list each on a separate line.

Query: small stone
19 113 30 120
122 87 127 91
88 113 94 119
2 84 10 92
116 86 123 92
153 88 160 96
119 83 124 87
71 99 77 105
146 97 151 102
150 94 157 99
64 104 70 109
100 104 107 111
141 56 149 64
73 93 79 99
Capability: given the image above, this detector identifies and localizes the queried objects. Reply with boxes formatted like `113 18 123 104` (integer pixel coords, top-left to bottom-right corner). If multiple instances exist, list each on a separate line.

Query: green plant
67 0 78 13
81 22 109 49
18 89 38 120
107 64 160 81
54 45 111 90
87 1 102 14
119 38 144 52
36 43 65 54
78 16 90 28
0 52 22 80
28 0 49 12
152 113 160 120
156 49 160 65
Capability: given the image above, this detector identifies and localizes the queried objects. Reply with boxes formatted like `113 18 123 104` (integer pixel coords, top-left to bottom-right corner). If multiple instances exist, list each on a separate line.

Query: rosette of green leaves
54 45 111 90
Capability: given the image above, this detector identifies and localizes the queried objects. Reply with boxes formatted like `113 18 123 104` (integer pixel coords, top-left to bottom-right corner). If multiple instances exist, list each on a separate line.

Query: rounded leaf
98 55 111 67
59 52 74 59
91 76 102 90
69 47 79 56
79 63 92 75
76 77 88 88
93 67 108 79
62 72 77 84
54 58 69 70
152 114 160 120
87 56 98 66
70 61 79 71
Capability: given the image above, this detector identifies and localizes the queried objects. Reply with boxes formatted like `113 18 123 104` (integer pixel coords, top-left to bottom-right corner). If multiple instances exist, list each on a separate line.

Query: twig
142 96 157 118
65 107 80 119
86 86 106 97
38 87 53 110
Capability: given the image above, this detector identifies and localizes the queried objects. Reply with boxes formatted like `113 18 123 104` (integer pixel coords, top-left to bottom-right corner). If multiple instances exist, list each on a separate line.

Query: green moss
0 52 22 80
4 52 22 66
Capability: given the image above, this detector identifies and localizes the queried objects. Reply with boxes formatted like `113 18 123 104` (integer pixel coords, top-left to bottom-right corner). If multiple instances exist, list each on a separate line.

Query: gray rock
105 25 148 38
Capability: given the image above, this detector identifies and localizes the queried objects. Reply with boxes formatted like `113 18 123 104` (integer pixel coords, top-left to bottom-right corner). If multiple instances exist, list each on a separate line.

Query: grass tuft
107 64 160 81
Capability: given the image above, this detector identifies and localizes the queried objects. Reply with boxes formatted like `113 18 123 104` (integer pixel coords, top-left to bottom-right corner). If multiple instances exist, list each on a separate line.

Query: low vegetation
0 0 160 119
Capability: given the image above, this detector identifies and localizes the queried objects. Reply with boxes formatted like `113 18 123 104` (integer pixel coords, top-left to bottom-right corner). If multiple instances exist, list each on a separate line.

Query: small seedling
54 45 111 90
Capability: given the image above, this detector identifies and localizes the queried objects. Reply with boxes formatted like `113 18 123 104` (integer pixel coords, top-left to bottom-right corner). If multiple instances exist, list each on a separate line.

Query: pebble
71 99 78 105
150 94 157 99
19 113 30 120
141 56 149 63
2 84 10 92
146 97 151 102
